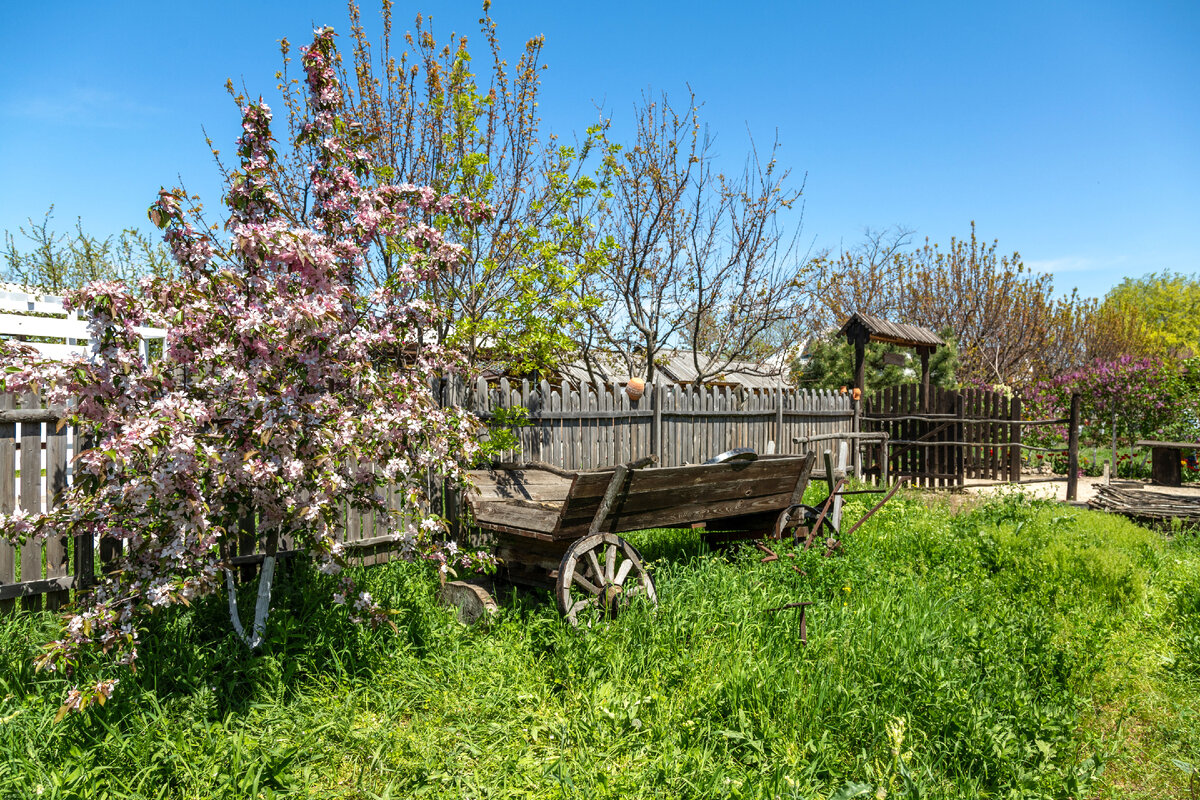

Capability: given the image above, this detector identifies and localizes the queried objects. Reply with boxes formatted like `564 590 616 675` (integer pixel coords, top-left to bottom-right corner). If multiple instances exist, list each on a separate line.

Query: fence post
0 393 15 614
45 412 69 610
652 384 663 462
955 393 965 487
1066 393 1081 501
238 509 258 583
444 376 462 536
1109 409 1117 484
1009 395 1022 485
851 396 862 478
18 393 42 611
774 387 785 454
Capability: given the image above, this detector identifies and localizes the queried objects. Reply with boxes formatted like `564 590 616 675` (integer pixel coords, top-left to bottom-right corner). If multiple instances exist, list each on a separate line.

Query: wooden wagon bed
464 454 817 621
468 454 816 541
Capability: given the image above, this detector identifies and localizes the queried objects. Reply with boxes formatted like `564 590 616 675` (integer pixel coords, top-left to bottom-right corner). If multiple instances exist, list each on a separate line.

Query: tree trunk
226 527 278 650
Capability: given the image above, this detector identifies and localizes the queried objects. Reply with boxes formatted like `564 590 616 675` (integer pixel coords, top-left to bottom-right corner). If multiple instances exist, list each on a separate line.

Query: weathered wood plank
0 393 16 613
555 492 799 538
471 500 562 534
0 575 74 601
19 394 42 610
467 470 575 502
44 416 69 609
0 409 63 423
557 471 808 527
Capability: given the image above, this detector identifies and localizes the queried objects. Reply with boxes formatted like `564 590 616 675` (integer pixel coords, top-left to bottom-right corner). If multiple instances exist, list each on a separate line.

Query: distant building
559 348 797 391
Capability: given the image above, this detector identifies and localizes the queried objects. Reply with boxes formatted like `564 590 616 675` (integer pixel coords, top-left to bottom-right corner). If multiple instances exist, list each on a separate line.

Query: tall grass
1 489 1198 799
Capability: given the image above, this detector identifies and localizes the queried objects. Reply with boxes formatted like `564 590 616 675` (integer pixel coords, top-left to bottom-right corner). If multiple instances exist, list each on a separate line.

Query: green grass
1 488 1199 798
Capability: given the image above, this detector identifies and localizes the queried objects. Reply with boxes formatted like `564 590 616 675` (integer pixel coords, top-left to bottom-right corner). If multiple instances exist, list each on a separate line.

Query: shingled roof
838 312 944 349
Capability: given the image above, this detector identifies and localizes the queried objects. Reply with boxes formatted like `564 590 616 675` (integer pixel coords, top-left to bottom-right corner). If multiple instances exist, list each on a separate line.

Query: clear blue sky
2 1 1197 299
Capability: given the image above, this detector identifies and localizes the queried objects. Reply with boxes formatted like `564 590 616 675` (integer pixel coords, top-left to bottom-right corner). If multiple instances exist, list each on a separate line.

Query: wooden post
238 508 257 583
853 335 866 395
71 431 95 592
588 464 630 536
919 347 931 410
652 383 663 463
1066 393 1081 501
45 414 69 610
1109 410 1117 483
0 393 15 614
823 449 843 532
955 393 965 487
1009 395 1022 485
775 386 785 454
851 396 862 478
19 393 42 611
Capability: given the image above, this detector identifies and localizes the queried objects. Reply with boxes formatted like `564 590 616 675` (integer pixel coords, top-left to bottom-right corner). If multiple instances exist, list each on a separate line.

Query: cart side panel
551 457 812 538
470 501 562 534
554 457 812 534
467 468 575 502
555 471 801 530
555 493 802 538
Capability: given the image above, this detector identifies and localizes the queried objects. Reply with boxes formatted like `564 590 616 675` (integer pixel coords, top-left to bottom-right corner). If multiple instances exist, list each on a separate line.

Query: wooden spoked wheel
555 533 657 626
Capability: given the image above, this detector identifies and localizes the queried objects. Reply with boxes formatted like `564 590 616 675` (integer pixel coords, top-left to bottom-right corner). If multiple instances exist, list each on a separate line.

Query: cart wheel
556 533 657 626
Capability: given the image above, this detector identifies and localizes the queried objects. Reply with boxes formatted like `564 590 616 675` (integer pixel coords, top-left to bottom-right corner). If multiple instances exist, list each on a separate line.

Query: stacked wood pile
1088 485 1200 524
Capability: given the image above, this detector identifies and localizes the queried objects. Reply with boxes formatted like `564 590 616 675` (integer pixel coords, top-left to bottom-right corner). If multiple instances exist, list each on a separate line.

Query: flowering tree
232 2 611 377
1022 355 1200 465
1 28 492 715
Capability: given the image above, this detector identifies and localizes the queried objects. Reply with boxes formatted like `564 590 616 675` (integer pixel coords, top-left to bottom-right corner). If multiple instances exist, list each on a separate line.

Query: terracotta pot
625 377 646 400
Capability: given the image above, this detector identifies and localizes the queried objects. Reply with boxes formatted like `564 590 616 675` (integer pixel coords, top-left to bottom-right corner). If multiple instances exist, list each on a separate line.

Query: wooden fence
0 382 855 608
858 385 1080 490
449 378 855 470
0 392 418 611
862 385 1022 488
0 393 72 612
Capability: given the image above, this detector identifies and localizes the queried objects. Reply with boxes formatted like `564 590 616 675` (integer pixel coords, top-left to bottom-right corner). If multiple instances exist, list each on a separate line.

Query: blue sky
2 1 1197 299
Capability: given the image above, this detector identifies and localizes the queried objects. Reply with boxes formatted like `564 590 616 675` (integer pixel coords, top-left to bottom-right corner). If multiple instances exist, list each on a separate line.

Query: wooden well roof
838 312 944 349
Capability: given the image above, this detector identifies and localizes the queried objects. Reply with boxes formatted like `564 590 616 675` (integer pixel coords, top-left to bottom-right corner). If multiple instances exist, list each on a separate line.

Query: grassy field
1 488 1199 799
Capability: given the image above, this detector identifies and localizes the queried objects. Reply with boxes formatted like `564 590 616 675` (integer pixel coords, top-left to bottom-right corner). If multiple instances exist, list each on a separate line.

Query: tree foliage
578 91 815 385
796 329 959 395
1101 271 1200 360
816 222 1144 388
1024 355 1200 450
230 0 609 376
3 209 173 294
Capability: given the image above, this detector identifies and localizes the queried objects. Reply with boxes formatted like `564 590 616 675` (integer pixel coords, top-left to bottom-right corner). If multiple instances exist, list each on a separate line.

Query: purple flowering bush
1023 355 1200 476
0 29 495 715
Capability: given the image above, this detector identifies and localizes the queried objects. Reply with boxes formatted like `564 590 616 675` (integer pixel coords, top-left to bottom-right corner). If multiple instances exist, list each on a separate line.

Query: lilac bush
1 29 493 712
1023 355 1200 466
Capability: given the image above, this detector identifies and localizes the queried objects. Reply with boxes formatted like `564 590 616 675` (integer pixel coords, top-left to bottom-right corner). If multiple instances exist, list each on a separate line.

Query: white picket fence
0 285 166 363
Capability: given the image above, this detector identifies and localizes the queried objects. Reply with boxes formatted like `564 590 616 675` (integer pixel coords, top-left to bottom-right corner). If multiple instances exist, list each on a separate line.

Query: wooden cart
464 453 817 624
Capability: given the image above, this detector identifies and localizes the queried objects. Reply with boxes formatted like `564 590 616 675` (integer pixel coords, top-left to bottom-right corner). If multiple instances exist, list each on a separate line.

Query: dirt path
958 475 1200 506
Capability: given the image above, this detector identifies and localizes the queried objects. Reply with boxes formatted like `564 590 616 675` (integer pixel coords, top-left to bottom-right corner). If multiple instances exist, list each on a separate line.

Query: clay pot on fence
625 377 645 401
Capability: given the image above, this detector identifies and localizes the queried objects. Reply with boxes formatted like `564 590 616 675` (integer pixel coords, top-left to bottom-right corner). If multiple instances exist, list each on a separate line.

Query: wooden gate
861 386 1021 488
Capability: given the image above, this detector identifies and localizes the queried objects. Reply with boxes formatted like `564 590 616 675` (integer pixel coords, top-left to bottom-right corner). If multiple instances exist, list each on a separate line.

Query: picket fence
448 377 854 470
0 286 166 364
